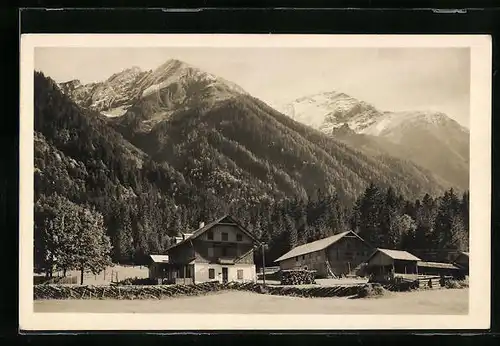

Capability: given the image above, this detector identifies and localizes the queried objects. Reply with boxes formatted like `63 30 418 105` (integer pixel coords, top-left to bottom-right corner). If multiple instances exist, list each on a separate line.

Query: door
222 267 229 283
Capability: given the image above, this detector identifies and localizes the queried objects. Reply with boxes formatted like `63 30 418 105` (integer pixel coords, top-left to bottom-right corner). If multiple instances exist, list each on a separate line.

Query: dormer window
236 233 243 242
207 230 214 240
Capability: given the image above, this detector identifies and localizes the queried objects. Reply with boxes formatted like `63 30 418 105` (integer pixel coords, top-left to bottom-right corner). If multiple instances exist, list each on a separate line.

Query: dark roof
274 231 365 262
165 214 260 252
367 248 421 263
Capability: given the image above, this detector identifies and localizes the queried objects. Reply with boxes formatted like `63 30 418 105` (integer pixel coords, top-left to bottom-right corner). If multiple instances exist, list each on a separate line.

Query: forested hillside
112 93 450 205
34 71 468 271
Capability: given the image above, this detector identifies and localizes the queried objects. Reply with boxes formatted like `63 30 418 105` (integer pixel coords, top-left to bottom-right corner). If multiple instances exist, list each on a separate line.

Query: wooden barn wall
327 236 373 275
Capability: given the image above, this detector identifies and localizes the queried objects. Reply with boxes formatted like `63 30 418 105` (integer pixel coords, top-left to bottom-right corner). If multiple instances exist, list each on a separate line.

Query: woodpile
34 281 366 300
34 281 222 300
35 277 462 301
280 269 316 285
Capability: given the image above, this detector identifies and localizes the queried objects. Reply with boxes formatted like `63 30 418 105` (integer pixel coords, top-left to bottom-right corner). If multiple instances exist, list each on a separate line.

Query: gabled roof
165 214 260 252
274 231 364 263
367 248 421 262
149 255 169 263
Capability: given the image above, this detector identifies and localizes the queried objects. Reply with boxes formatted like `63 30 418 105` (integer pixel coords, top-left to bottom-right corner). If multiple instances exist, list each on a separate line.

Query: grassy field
36 265 149 285
34 288 468 315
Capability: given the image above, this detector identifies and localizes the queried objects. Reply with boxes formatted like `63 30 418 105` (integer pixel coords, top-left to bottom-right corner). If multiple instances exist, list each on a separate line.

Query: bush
115 277 156 286
355 283 389 299
445 279 469 289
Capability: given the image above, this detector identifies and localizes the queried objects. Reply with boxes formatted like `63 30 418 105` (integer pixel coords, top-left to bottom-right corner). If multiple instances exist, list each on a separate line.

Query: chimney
199 221 205 229
182 233 194 240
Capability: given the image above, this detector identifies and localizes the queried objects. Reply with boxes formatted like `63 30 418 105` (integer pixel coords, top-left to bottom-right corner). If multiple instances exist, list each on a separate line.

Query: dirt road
34 288 468 315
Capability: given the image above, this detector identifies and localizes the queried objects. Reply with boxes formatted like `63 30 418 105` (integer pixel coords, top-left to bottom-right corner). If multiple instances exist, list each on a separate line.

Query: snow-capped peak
141 58 248 99
280 91 469 141
282 91 382 133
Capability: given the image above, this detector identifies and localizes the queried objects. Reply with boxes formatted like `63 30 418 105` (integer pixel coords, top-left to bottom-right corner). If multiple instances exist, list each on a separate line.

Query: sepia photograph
19 34 491 330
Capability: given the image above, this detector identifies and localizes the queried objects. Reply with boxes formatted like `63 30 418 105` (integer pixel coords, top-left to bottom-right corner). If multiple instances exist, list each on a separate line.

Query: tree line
34 182 469 278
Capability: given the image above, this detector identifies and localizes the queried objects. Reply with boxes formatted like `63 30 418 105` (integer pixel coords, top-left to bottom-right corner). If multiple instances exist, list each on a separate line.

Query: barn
273 231 373 278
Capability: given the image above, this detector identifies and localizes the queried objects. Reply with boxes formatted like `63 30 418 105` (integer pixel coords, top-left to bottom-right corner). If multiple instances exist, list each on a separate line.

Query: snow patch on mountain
281 91 469 140
101 106 131 118
59 59 249 120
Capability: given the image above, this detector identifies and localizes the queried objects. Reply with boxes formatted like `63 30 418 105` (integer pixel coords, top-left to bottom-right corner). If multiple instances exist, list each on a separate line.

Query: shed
365 248 421 275
148 255 170 283
453 251 469 275
417 261 462 277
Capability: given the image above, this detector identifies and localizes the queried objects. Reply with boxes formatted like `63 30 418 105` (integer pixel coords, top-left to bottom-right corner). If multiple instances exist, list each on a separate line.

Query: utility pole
261 242 266 286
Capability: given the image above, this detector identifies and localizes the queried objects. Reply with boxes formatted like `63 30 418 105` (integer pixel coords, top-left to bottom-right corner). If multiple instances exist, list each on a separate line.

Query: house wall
326 236 373 275
149 263 170 280
278 250 329 277
367 251 394 267
194 263 256 284
148 264 156 279
394 259 418 274
169 223 256 266
198 224 254 244
168 242 196 265
193 238 254 264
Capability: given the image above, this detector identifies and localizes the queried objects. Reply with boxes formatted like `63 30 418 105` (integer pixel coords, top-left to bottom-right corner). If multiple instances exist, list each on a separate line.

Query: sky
35 47 470 127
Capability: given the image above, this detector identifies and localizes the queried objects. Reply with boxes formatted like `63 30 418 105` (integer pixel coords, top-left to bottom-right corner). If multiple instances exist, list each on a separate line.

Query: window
296 256 299 262
186 266 192 278
236 233 243 241
208 247 214 257
237 269 244 280
302 255 305 260
207 231 214 240
221 247 228 257
209 268 215 279
221 232 229 241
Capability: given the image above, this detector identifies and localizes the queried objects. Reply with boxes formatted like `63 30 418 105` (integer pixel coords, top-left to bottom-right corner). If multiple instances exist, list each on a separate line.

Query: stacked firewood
280 269 316 285
34 281 368 300
34 281 223 300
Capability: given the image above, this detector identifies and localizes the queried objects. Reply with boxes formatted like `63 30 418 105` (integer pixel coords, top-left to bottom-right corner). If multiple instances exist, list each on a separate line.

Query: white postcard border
19 34 492 331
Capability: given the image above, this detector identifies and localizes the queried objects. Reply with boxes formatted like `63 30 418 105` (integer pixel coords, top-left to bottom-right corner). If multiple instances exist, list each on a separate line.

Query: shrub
355 283 389 299
116 277 156 286
445 279 469 289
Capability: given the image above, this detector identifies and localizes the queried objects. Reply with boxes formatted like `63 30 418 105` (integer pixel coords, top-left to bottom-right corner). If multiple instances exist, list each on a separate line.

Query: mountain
60 59 247 124
57 59 454 203
280 91 469 189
